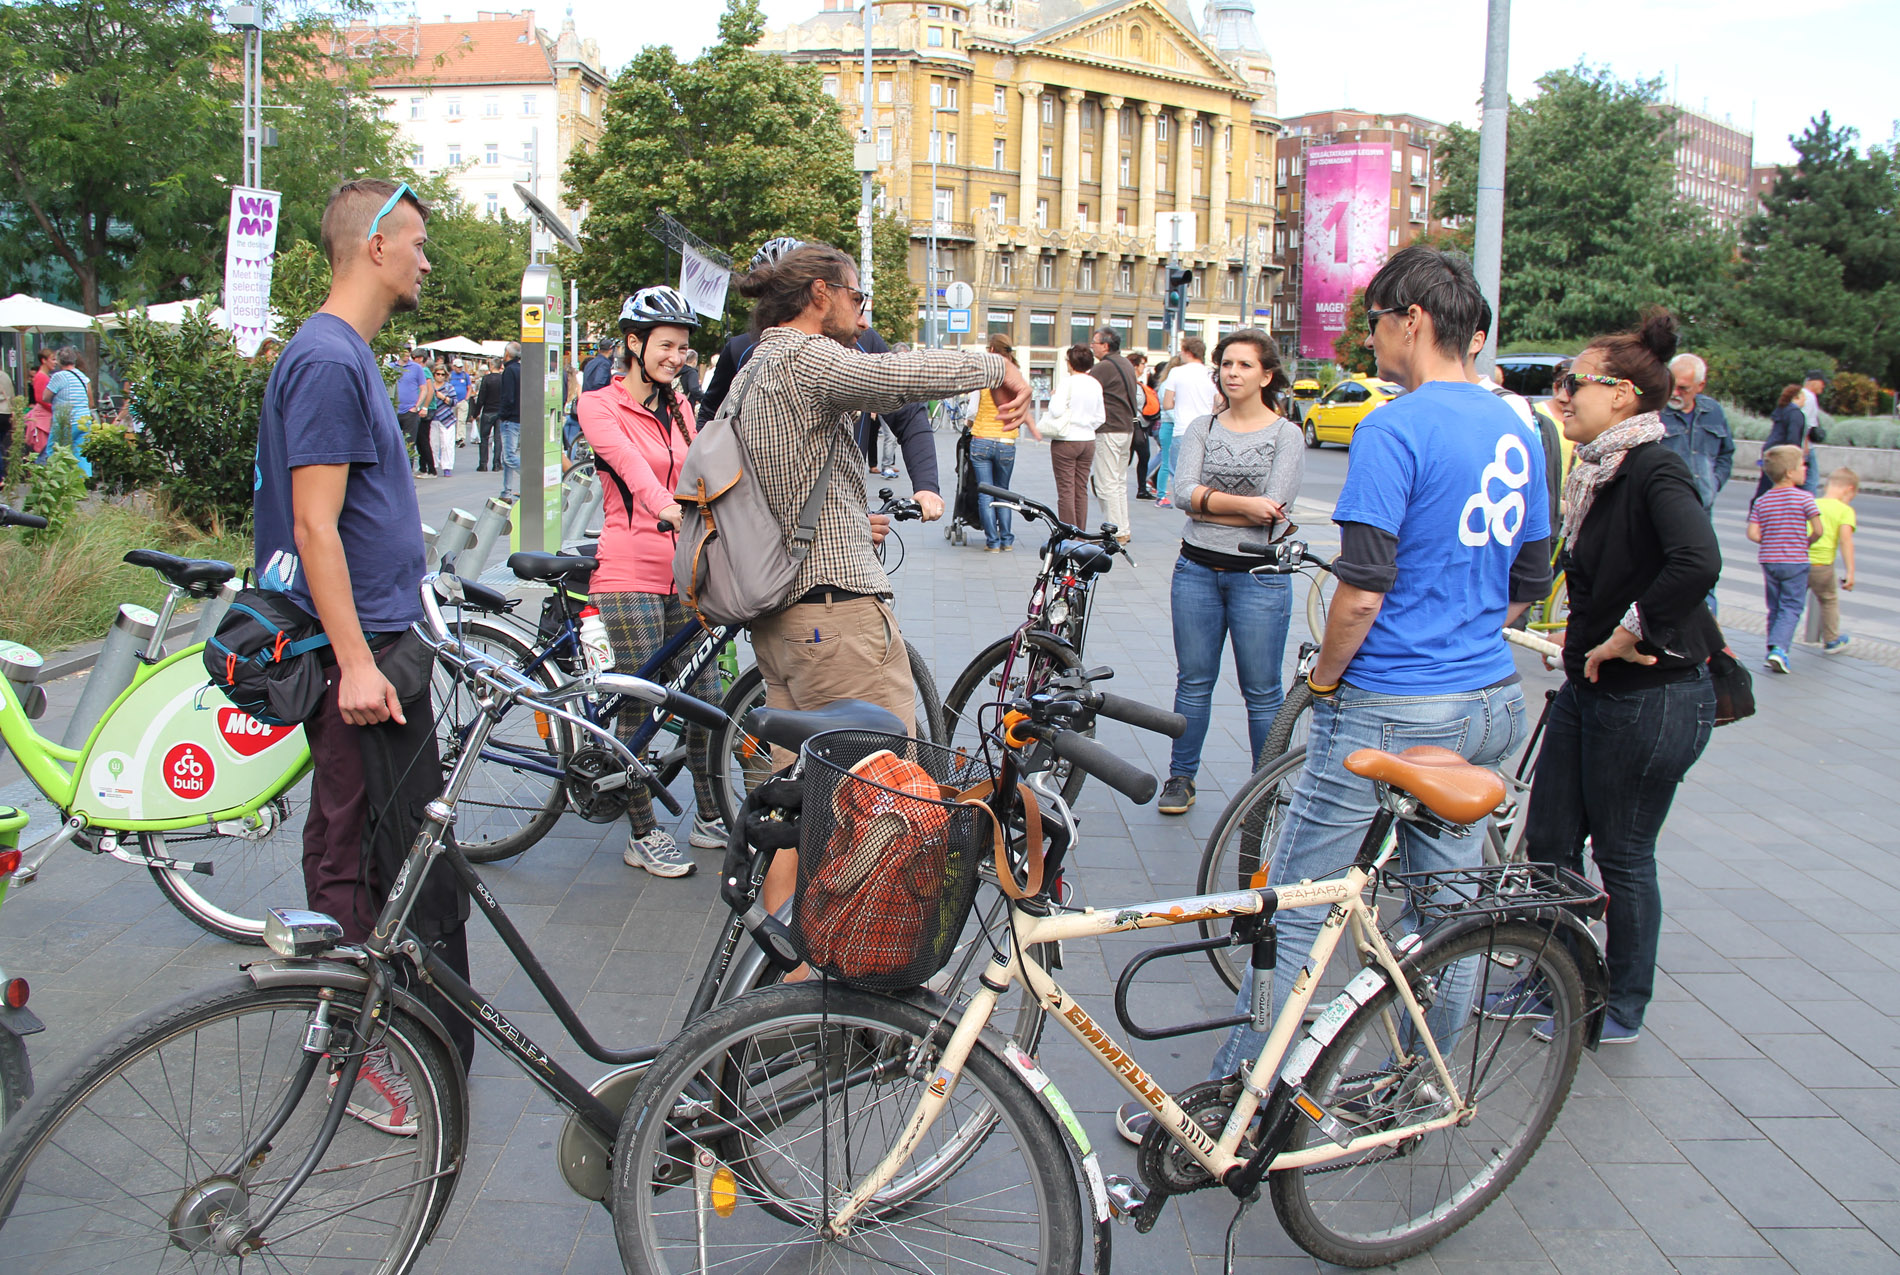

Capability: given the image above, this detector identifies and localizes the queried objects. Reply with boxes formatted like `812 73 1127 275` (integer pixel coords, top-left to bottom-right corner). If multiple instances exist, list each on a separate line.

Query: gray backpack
671 353 841 628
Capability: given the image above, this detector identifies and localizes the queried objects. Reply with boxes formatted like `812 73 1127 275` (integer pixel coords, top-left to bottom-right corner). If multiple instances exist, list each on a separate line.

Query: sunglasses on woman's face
1554 372 1625 396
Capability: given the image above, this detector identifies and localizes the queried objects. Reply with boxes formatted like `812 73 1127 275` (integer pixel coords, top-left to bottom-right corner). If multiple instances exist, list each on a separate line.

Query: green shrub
107 306 270 532
1723 402 1772 441
1702 346 1835 415
25 446 87 538
1826 372 1880 416
86 422 168 496
1879 388 1895 415
1830 418 1900 449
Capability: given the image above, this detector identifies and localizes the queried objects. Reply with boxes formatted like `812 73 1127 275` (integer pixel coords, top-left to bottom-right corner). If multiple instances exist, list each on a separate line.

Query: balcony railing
911 219 975 241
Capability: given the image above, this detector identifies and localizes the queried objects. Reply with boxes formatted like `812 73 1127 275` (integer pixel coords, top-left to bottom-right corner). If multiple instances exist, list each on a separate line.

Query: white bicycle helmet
619 286 699 332
748 236 807 272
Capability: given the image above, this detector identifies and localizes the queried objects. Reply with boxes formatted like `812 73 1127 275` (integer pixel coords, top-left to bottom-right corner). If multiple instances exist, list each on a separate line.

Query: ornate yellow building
762 0 1283 385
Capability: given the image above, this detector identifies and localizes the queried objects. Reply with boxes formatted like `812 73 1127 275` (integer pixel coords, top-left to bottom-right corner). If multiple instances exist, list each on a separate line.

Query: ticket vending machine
511 262 564 552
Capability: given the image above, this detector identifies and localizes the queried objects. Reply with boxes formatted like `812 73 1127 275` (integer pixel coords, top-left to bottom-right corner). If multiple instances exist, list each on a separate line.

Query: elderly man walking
1659 353 1734 511
1086 326 1142 542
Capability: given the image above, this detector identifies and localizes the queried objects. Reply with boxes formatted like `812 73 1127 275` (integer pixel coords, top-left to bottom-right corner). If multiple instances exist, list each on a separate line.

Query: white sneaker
689 816 729 850
625 828 696 877
329 1045 418 1136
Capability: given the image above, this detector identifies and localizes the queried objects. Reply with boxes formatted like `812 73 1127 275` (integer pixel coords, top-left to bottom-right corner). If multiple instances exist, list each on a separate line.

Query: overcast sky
483 0 1893 165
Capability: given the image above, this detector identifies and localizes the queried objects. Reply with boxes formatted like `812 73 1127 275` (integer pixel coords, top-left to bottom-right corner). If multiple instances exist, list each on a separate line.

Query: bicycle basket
791 730 995 991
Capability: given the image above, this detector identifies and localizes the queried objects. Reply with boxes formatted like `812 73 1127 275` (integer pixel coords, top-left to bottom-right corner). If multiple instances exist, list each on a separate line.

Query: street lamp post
927 104 956 348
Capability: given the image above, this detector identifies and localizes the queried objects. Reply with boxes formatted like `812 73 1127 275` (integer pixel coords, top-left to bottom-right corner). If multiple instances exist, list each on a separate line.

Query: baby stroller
945 421 983 547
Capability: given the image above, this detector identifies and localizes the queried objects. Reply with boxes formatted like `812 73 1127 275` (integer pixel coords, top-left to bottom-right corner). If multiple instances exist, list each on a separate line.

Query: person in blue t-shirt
448 361 471 445
253 178 473 1095
1118 246 1554 1144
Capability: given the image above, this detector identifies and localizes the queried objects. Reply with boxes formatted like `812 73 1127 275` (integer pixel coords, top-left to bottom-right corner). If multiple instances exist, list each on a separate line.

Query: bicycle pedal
1104 1174 1147 1223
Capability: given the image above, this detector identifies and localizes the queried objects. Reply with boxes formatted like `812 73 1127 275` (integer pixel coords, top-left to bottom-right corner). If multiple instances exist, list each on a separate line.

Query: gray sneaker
625 828 696 878
1157 775 1196 815
689 816 729 850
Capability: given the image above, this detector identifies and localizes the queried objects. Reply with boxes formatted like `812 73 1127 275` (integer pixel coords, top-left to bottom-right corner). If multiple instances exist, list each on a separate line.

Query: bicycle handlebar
1241 537 1332 574
1503 627 1564 661
1089 691 1187 739
1043 728 1158 804
0 504 48 531
978 482 1124 548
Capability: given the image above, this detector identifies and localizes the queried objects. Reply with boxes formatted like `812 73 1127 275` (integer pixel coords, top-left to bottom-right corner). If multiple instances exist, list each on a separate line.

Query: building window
1030 311 1055 345
485 192 498 216
1192 165 1202 194
1192 118 1204 146
930 130 942 161
1081 101 1096 129
1222 270 1237 300
1118 260 1133 291
1391 148 1403 173
1035 198 1049 228
1147 315 1165 347
877 127 892 160
935 188 954 221
927 25 943 46
484 95 500 118
1079 258 1095 291
447 142 462 166
1040 145 1054 177
946 81 958 109
485 143 499 165
930 81 943 107
1077 202 1090 223
1190 269 1203 297
994 85 1007 114
1116 205 1128 225
1041 95 1054 124
994 138 1008 169
1389 226 1400 246
580 86 592 117
990 191 1007 221
987 309 1015 337
1069 312 1094 345
1119 154 1131 187
409 96 423 119
411 145 424 167
996 252 1015 285
878 77 893 103
946 132 957 164
1110 314 1133 346
522 94 536 115
1038 253 1055 288
1156 114 1169 141
445 97 462 119
822 75 839 97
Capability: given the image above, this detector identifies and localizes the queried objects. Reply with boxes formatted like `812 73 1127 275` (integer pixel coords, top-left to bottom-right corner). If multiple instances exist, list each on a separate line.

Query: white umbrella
0 292 105 333
108 298 281 339
422 335 490 356
479 340 510 358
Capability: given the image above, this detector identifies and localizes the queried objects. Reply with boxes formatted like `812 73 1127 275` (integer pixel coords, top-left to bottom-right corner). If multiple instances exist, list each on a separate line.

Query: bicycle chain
1137 1079 1245 1195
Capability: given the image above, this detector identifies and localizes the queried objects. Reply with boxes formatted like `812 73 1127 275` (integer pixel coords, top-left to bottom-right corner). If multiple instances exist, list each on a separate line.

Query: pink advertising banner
1298 143 1392 361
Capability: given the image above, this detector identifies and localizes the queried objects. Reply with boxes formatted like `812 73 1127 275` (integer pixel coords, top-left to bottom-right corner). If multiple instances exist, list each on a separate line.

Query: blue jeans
968 437 1016 548
498 419 521 498
1525 671 1714 1028
1761 560 1806 651
1210 678 1528 1080
1168 557 1291 777
1154 412 1174 497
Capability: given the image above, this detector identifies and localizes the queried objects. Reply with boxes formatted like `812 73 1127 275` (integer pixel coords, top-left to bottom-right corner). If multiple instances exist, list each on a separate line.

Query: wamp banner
223 186 281 357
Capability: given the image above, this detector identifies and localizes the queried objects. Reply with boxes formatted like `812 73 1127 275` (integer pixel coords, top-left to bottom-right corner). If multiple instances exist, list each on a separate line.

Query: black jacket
581 354 613 394
697 328 941 494
1560 441 1722 690
473 371 503 418
1766 402 1817 451
495 357 521 421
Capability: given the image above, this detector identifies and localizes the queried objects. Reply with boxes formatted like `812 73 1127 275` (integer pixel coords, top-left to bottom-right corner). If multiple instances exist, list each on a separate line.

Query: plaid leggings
591 591 722 834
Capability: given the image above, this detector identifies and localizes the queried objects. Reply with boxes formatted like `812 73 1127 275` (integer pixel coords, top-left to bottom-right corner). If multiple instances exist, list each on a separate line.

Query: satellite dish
513 182 581 253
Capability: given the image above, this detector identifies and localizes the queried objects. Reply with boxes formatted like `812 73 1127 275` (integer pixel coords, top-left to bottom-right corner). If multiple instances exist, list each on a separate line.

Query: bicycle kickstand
1221 1191 1259 1275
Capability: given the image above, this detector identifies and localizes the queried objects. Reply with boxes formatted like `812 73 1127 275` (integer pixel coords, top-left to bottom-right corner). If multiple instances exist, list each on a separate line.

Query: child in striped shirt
1747 444 1823 673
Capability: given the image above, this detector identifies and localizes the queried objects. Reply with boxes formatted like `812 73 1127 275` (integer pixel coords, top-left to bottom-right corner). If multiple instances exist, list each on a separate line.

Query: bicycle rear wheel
1270 921 1586 1267
431 618 568 862
612 981 1081 1275
1195 748 1307 991
0 976 463 1273
147 767 313 944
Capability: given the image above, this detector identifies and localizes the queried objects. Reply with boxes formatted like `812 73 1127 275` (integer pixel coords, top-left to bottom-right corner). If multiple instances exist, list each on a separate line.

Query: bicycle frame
827 806 1472 1234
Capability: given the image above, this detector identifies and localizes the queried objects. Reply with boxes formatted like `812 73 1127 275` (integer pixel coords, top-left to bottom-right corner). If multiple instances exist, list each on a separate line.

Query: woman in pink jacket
578 286 723 878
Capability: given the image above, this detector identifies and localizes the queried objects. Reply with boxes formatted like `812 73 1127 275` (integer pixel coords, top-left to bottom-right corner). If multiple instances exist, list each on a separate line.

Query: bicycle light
263 908 346 958
4 977 27 1009
0 848 19 878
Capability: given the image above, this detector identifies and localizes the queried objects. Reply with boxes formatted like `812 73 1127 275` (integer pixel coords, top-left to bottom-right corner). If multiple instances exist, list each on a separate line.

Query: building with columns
762 0 1282 390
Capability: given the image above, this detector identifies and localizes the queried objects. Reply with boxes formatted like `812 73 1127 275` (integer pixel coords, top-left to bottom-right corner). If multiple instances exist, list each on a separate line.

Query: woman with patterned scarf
1517 308 1721 1046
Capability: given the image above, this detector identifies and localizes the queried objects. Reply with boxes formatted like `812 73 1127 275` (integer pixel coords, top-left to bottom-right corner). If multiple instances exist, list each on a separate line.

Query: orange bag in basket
799 749 952 982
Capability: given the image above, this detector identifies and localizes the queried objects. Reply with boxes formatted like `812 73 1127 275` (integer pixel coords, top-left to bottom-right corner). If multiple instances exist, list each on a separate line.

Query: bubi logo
163 742 216 800
218 707 295 758
1458 433 1533 548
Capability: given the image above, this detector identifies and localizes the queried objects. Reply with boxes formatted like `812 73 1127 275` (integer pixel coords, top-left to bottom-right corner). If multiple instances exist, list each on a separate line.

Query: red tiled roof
352 12 553 88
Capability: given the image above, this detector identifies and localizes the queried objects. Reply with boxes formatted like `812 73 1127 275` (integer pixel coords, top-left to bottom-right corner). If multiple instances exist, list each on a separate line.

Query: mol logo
218 708 295 758
162 742 216 800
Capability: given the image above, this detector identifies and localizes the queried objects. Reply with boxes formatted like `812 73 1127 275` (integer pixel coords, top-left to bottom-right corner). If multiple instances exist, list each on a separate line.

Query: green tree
1434 66 1730 346
563 0 860 354
409 197 531 342
1332 288 1375 375
871 210 919 344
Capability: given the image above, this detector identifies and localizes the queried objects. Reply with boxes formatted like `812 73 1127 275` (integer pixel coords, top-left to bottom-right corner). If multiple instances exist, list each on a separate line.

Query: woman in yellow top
968 334 1041 550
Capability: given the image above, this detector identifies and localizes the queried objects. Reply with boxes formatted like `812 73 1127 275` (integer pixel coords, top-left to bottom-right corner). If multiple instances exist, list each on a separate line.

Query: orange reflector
0 849 18 877
1002 709 1032 749
4 978 27 1010
534 712 551 741
1249 867 1269 890
711 1164 737 1217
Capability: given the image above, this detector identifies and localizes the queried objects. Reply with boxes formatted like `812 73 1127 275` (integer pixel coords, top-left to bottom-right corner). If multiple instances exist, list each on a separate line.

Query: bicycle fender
0 1004 45 1036
242 957 475 1164
995 1036 1114 1275
1417 910 1612 1050
1021 628 1082 660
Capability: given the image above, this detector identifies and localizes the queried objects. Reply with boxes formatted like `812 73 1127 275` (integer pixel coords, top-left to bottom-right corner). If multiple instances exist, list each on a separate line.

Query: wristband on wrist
1306 675 1341 697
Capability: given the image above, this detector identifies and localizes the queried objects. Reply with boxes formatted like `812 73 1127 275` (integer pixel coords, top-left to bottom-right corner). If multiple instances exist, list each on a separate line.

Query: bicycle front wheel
1196 747 1307 991
1270 921 1587 1267
0 1026 29 1126
1261 680 1316 766
943 633 1087 804
431 618 568 862
0 976 463 1273
612 982 1081 1275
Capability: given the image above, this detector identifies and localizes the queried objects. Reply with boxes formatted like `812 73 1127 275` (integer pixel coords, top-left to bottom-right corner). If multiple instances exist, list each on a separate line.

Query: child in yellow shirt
1809 467 1858 653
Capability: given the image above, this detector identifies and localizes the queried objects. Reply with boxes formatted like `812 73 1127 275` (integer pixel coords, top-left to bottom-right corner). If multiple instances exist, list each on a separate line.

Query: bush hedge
1701 346 1835 416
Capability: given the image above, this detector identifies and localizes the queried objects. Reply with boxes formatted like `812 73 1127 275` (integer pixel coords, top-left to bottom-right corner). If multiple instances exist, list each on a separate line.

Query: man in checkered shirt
728 243 1031 911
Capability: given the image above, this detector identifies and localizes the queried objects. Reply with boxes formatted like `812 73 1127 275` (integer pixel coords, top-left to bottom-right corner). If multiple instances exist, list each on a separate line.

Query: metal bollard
567 483 605 549
421 523 440 572
61 604 160 749
461 496 515 577
0 641 47 721
434 508 478 569
560 473 601 544
190 579 239 647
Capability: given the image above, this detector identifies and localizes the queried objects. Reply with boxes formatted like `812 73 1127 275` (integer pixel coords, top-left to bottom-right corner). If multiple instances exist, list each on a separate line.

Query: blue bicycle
434 545 944 862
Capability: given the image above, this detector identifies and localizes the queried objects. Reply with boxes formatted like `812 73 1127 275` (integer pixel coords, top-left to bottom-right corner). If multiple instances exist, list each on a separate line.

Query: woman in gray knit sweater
1156 330 1305 815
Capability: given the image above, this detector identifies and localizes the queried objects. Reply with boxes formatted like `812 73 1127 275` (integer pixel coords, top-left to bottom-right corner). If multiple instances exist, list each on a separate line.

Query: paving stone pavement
3 433 1899 1273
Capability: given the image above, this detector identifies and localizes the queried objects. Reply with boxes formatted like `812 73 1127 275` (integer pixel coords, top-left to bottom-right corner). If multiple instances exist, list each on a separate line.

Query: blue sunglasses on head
366 182 415 240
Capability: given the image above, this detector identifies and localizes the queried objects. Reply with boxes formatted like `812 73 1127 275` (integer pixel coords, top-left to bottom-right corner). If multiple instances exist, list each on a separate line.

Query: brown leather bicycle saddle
1344 746 1506 827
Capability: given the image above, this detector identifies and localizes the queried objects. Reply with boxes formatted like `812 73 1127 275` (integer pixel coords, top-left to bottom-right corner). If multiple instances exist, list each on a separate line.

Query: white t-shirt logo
1458 433 1532 547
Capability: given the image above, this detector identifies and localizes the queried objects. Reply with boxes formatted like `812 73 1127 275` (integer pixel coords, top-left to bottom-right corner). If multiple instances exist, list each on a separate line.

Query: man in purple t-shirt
254 179 473 1116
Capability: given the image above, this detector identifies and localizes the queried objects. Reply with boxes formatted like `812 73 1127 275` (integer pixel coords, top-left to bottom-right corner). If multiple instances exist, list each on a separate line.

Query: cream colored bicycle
609 673 1610 1273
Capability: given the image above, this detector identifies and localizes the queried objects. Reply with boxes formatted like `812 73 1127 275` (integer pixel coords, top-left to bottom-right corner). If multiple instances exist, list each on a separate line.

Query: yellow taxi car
1302 375 1406 448
1287 378 1323 425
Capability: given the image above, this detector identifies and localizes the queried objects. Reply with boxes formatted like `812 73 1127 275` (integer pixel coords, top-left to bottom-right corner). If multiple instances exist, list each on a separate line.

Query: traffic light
1165 265 1193 327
